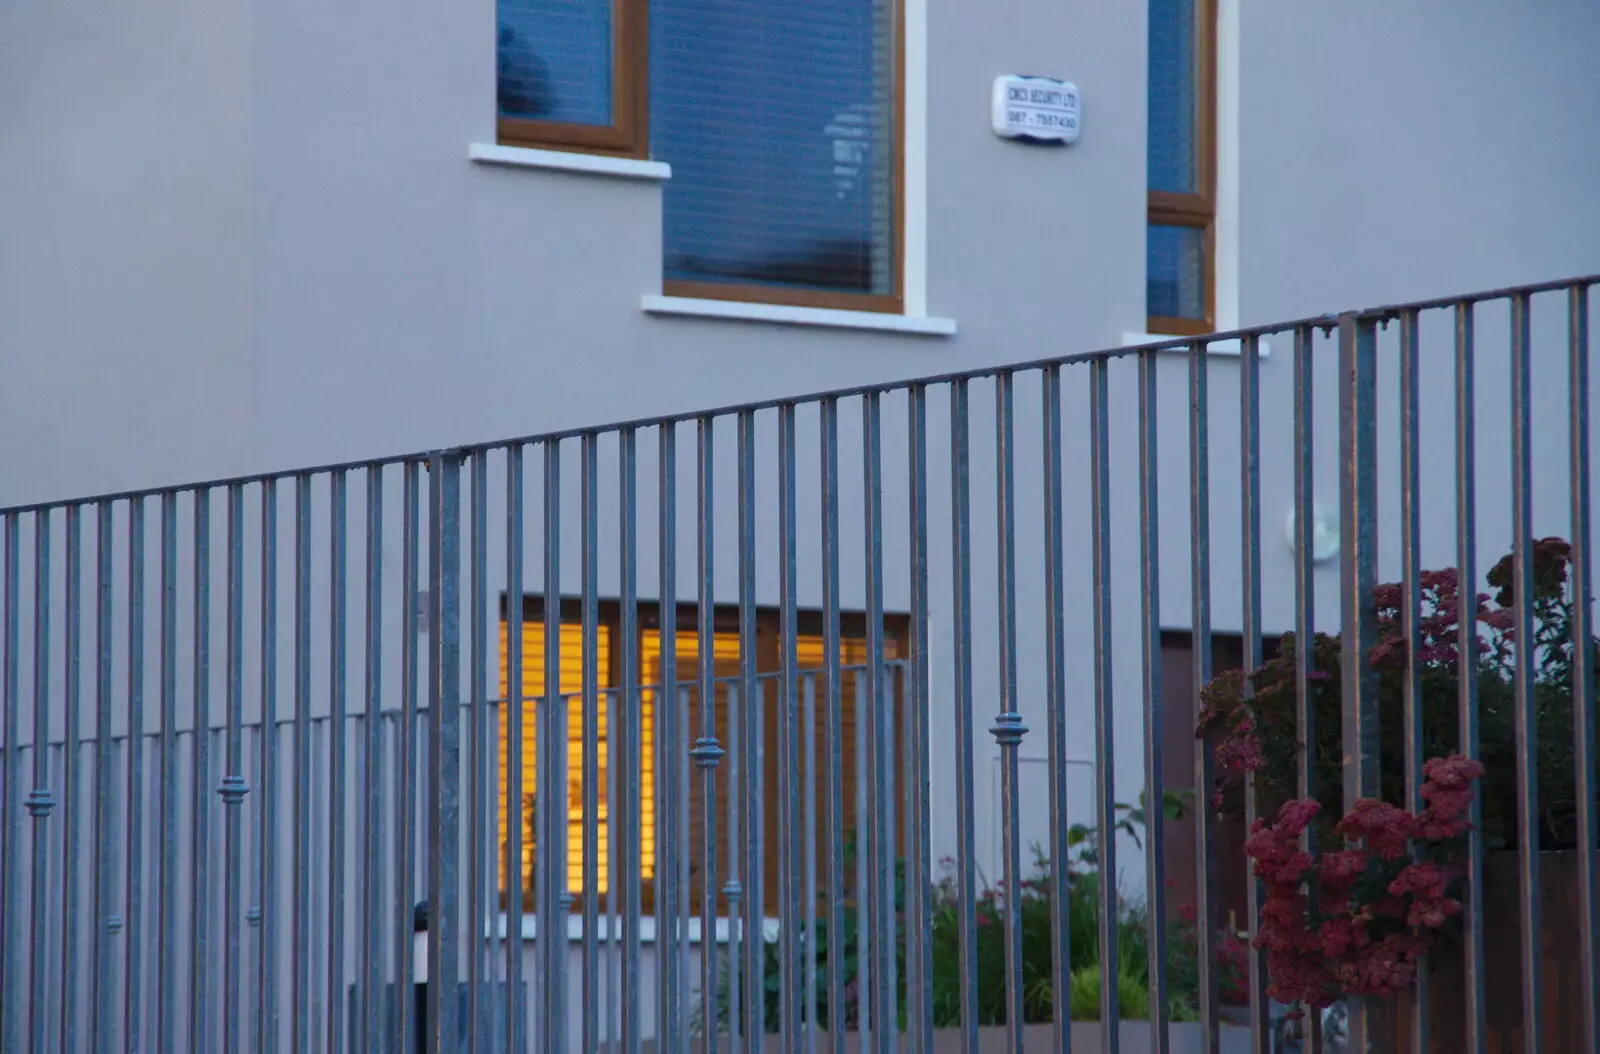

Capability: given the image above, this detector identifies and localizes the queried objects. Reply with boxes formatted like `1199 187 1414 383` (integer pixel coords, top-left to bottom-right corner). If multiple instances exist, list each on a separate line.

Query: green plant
701 798 1233 1033
1066 790 1193 870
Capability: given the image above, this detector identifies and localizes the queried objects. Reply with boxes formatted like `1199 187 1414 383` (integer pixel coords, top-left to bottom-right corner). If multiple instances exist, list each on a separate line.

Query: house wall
3 2 1600 1015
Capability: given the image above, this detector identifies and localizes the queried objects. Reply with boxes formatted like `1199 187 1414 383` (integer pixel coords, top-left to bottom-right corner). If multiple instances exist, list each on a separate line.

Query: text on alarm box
992 75 1080 145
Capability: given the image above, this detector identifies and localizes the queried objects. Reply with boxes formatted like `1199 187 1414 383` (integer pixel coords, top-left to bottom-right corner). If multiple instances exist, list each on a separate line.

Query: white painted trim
484 914 782 944
902 0 929 317
1213 0 1242 330
1122 332 1272 358
642 295 957 336
468 143 671 182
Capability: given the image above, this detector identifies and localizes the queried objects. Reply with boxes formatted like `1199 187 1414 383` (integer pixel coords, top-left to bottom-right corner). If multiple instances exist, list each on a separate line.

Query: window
1147 0 1217 335
497 597 906 917
496 0 649 157
495 0 904 313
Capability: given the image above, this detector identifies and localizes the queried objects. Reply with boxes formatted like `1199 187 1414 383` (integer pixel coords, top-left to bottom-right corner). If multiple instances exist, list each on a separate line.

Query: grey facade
1 3 1599 1049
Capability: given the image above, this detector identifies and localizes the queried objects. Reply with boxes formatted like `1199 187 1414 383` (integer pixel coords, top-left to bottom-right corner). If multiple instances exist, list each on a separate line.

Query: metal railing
0 274 1596 1054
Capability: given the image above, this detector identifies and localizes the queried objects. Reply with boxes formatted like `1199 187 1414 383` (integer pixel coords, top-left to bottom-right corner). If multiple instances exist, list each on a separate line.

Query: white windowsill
642 295 957 336
480 914 782 944
1122 332 1272 358
468 143 672 182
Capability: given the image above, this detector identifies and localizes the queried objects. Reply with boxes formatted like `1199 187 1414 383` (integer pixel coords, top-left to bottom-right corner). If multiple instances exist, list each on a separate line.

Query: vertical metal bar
398 462 421 1054
608 683 621 1050
259 478 281 1054
1087 359 1118 1054
2 512 20 1054
620 427 644 1054
0 513 17 1054
690 416 723 1054
154 491 179 1054
948 380 979 1054
802 672 819 1054
657 422 683 1054
1569 282 1599 1054
192 487 214 1054
1188 339 1220 1054
125 496 148 1053
505 445 525 1054
867 392 896 1054
428 452 464 1054
467 454 486 1054
60 503 84 1054
27 508 54 1054
738 410 763 1052
370 465 392 1053
1041 366 1072 1053
541 440 568 1054
1451 303 1486 1054
1508 292 1543 1054
223 483 249 1054
1338 313 1381 1053
678 683 692 1044
1242 329 1271 1054
581 434 602 1054
1283 326 1318 1053
89 501 115 1054
328 469 349 1054
819 397 848 1049
1137 351 1170 1053
778 404 803 1054
990 374 1026 1054
294 476 315 1054
906 384 934 1054
726 673 743 1054
854 668 871 1052
1397 309 1429 1054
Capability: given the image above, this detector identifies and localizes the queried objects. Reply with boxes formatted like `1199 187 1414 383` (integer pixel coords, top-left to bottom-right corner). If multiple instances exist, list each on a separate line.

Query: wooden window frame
497 594 909 917
1147 0 1218 336
496 0 651 160
660 0 908 315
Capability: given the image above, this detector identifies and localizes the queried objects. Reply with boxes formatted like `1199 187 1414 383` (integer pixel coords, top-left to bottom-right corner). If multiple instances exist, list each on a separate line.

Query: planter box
645 1023 1253 1054
1382 849 1591 1053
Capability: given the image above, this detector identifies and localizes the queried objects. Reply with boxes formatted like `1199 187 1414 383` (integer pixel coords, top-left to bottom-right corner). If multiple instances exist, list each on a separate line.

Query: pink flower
1318 849 1369 886
1336 799 1415 861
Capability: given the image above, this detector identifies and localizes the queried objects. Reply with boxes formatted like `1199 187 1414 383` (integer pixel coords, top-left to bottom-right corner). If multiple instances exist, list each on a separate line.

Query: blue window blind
1149 0 1197 194
498 0 613 125
652 0 897 298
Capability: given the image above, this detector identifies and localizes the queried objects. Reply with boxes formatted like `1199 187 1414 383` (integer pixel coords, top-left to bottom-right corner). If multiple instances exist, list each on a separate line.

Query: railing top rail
5 273 1595 519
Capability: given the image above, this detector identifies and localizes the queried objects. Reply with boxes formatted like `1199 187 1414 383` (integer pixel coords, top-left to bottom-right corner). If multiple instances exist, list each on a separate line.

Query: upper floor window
497 0 649 158
496 0 903 314
1147 0 1217 335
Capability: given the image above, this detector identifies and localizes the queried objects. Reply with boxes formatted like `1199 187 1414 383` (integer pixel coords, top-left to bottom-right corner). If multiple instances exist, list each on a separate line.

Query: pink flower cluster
1243 754 1483 1007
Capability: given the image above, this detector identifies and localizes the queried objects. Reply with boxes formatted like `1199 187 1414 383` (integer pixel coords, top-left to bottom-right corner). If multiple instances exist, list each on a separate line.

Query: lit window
498 601 898 915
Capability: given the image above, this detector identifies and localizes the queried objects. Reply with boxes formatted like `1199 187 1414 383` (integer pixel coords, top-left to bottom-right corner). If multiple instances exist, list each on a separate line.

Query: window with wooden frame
1147 0 1218 335
496 0 649 158
497 596 907 917
497 0 905 313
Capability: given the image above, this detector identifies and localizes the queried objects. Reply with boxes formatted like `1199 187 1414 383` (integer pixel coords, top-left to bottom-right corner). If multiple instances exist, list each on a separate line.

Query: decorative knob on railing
24 789 55 818
218 775 250 805
689 737 725 769
107 915 124 935
723 880 743 905
246 907 262 927
989 712 1028 747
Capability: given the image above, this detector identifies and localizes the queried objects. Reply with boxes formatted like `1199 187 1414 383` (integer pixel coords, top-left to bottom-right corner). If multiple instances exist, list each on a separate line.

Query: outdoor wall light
1285 502 1339 565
